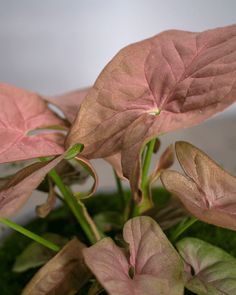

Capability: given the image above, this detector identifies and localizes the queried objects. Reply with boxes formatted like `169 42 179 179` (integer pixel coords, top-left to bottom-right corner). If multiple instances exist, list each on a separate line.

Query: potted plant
1 23 236 295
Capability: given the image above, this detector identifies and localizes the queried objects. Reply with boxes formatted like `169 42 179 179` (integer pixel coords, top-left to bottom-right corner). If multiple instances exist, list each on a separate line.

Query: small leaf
149 144 175 185
45 87 90 123
74 156 98 199
161 141 236 231
13 233 68 272
36 179 57 218
176 238 236 295
22 239 91 295
0 83 65 163
64 143 84 160
0 154 65 217
83 216 184 295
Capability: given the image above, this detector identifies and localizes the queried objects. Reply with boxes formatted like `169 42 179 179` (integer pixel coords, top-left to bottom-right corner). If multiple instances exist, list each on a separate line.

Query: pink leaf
83 216 184 295
67 24 236 200
22 239 91 295
36 178 57 218
105 152 126 180
0 83 65 164
0 154 65 217
46 87 90 123
0 146 98 218
161 141 236 231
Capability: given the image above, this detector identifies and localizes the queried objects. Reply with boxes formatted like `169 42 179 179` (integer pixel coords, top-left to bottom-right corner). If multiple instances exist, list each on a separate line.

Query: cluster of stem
0 139 197 251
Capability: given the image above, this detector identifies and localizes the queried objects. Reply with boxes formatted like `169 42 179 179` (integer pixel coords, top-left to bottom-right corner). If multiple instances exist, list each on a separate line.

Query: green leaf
64 143 84 160
176 238 236 295
13 233 67 273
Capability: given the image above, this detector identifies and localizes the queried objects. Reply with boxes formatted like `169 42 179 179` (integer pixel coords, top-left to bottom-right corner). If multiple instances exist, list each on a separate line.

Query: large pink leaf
0 83 65 164
46 87 90 123
83 216 184 295
67 24 236 200
161 141 236 231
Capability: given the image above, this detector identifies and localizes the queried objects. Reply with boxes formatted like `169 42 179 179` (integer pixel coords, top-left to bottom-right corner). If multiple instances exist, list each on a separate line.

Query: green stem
141 139 156 188
113 170 131 221
0 218 60 252
133 138 156 215
49 169 100 244
171 217 198 242
113 170 125 208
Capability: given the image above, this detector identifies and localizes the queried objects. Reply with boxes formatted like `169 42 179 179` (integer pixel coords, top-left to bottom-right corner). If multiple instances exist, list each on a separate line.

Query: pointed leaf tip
67 24 236 204
161 142 236 231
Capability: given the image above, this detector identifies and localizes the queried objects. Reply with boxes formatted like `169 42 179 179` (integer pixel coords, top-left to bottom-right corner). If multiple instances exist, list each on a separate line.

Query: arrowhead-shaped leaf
67 24 236 200
161 141 236 231
0 83 65 163
22 238 91 295
176 238 236 295
46 87 90 123
83 216 184 295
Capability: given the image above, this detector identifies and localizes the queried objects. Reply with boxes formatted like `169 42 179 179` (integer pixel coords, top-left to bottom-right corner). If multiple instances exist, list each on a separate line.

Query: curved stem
134 138 156 215
0 218 60 252
113 170 131 221
171 217 198 242
49 169 101 244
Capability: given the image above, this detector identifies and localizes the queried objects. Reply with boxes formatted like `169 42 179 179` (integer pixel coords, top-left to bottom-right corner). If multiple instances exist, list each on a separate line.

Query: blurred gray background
0 0 236 236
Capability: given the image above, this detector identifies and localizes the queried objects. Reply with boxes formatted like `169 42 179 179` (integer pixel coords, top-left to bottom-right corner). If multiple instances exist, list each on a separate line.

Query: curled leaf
67 24 236 201
22 238 91 295
161 141 236 231
177 238 236 295
83 216 184 295
13 233 68 272
0 83 65 163
74 156 98 199
149 144 175 185
104 153 126 180
0 154 64 217
36 179 57 218
46 87 90 123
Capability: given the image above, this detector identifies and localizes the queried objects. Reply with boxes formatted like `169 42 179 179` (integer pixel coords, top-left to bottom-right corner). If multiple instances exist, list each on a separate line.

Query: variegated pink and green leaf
177 238 236 295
